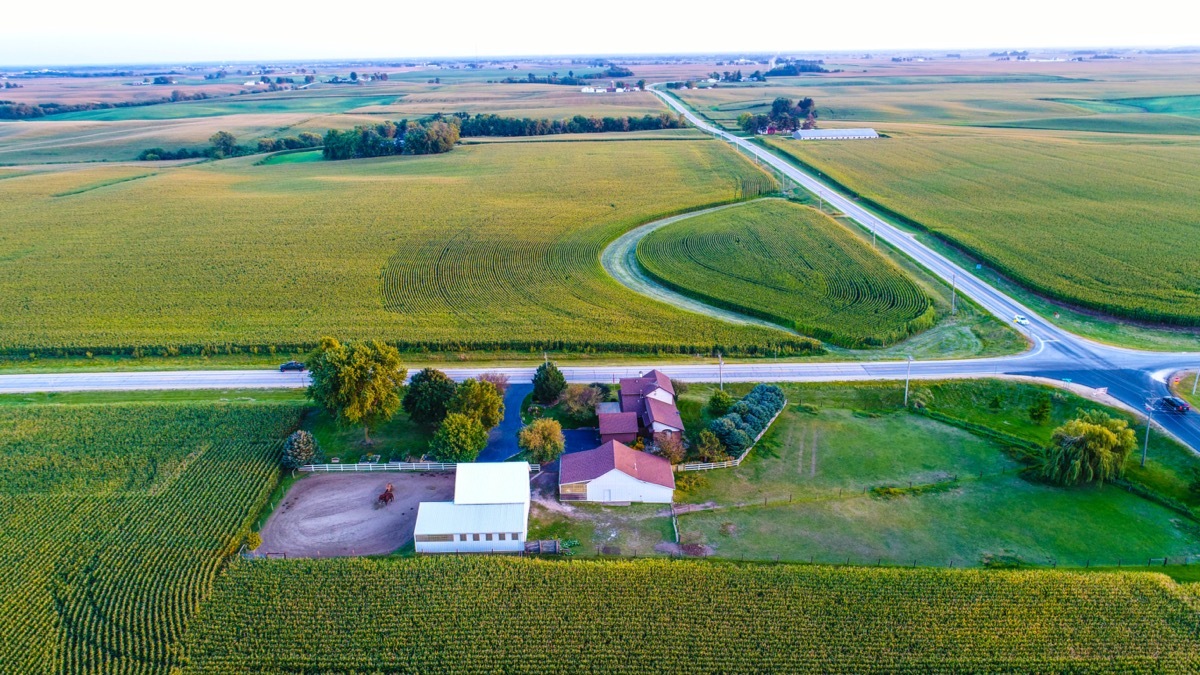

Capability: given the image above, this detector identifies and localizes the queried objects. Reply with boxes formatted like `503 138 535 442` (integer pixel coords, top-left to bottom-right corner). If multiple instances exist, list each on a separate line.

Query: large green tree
402 368 458 429
306 337 406 444
532 361 567 404
208 130 238 157
430 413 488 462
448 378 505 430
1041 410 1137 486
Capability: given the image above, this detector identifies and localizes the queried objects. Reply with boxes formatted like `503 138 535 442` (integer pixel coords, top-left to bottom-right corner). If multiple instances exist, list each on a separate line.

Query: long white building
414 462 531 553
793 128 879 140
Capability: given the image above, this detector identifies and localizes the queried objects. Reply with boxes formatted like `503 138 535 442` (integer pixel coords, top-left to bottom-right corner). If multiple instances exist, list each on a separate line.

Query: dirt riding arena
258 472 455 557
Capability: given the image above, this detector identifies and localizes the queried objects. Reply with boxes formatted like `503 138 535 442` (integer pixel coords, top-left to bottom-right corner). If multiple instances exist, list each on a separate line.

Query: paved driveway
478 383 600 462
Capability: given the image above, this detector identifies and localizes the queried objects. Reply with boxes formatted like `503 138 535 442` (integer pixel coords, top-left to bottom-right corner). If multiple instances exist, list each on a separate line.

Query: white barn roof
454 462 530 505
793 128 879 140
414 502 527 536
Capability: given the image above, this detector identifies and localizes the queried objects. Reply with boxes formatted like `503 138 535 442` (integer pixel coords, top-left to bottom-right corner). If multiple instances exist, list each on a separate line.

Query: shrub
651 432 686 464
281 430 320 469
675 471 708 495
532 361 567 404
695 430 729 463
709 415 752 455
1029 396 1052 425
429 413 488 462
478 372 510 395
707 389 734 416
519 418 565 464
562 384 604 423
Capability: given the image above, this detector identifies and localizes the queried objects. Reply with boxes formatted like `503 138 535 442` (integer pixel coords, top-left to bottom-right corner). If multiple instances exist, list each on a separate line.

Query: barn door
604 489 612 502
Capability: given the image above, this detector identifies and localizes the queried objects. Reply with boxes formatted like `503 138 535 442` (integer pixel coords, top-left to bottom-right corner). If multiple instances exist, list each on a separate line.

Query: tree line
764 60 827 76
137 130 322 161
455 111 685 136
0 90 212 120
500 65 635 86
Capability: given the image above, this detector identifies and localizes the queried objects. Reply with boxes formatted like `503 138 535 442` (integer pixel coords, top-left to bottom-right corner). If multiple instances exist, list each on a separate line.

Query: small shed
559 441 674 504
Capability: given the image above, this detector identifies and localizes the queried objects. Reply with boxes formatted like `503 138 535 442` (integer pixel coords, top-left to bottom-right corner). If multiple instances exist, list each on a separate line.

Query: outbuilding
414 462 531 553
792 128 879 140
559 440 675 504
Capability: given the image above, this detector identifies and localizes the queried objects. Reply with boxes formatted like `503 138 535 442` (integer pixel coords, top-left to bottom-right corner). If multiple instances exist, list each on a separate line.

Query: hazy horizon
3 0 1197 67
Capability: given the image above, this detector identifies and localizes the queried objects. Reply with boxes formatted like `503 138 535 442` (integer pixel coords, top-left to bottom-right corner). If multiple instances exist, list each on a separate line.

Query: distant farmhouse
559 440 675 503
414 462 530 553
793 128 879 140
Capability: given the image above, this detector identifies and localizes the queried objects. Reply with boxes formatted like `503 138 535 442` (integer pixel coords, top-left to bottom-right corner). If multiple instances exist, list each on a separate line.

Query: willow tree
1041 410 1136 486
306 337 407 444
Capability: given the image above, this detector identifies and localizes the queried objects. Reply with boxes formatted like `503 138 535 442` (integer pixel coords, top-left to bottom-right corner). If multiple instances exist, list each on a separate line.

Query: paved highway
3 88 1200 452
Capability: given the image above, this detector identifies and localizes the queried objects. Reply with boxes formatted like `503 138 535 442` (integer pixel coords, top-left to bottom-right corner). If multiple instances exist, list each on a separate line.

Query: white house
559 441 675 504
414 462 531 553
793 128 879 140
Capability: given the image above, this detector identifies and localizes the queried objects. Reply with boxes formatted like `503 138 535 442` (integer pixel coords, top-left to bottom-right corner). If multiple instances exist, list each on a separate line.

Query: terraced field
636 199 935 347
763 128 1200 324
0 400 304 674
186 556 1200 672
0 139 817 355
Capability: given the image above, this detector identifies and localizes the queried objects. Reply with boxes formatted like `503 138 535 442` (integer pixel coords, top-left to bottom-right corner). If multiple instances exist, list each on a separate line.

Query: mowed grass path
765 128 1200 323
0 139 801 353
636 199 936 347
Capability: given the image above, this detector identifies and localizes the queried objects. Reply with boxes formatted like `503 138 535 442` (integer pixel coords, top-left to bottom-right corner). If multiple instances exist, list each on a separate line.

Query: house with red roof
559 440 675 503
611 369 684 439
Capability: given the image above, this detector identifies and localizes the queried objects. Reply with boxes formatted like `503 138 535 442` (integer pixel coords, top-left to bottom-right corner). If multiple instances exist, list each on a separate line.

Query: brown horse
376 483 395 508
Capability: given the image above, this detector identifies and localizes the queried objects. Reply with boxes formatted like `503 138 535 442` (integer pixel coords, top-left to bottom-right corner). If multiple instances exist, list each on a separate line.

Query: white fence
299 461 539 473
676 399 787 473
300 462 457 473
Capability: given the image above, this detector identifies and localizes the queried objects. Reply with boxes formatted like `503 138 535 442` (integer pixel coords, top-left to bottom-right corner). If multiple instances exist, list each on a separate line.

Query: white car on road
1013 315 1030 326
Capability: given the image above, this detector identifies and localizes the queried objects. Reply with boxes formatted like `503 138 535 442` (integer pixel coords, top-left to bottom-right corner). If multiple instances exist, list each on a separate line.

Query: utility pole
904 355 913 407
951 273 957 314
718 351 724 391
1192 369 1198 396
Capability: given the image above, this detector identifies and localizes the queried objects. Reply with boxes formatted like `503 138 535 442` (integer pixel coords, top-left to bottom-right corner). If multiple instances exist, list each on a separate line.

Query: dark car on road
1160 396 1190 413
280 361 306 372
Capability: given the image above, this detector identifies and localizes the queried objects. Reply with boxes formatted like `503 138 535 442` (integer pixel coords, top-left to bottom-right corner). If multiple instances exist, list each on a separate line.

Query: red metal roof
598 412 639 435
643 397 683 431
559 440 675 489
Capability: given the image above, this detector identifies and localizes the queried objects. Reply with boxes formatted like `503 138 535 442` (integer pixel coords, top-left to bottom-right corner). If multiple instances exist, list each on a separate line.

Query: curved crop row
637 199 936 348
185 556 1200 673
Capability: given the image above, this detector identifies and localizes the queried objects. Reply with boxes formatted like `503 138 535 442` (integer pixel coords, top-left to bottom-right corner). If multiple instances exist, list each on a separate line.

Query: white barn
414 462 531 553
559 441 675 504
793 128 879 140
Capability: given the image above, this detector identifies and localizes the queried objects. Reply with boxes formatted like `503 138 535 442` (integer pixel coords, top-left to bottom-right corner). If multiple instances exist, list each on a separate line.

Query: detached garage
559 441 675 504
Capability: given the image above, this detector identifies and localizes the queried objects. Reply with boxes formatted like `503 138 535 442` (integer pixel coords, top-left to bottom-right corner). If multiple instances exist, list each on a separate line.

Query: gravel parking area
258 472 455 557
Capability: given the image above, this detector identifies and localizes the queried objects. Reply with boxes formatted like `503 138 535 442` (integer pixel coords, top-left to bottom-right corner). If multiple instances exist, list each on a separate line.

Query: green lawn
673 380 1200 567
529 503 674 557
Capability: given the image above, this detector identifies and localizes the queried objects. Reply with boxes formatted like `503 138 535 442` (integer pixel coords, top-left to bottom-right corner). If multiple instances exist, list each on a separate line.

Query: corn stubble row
0 402 303 674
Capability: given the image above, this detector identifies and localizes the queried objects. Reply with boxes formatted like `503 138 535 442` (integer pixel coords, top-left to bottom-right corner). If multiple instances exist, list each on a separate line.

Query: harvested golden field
765 126 1200 323
0 138 813 355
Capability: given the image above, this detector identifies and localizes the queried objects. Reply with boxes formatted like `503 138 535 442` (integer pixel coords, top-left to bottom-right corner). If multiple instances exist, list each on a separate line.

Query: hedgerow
708 384 786 454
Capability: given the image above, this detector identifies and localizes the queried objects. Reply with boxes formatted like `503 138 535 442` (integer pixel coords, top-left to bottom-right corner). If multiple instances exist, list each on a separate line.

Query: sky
2 0 1198 66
